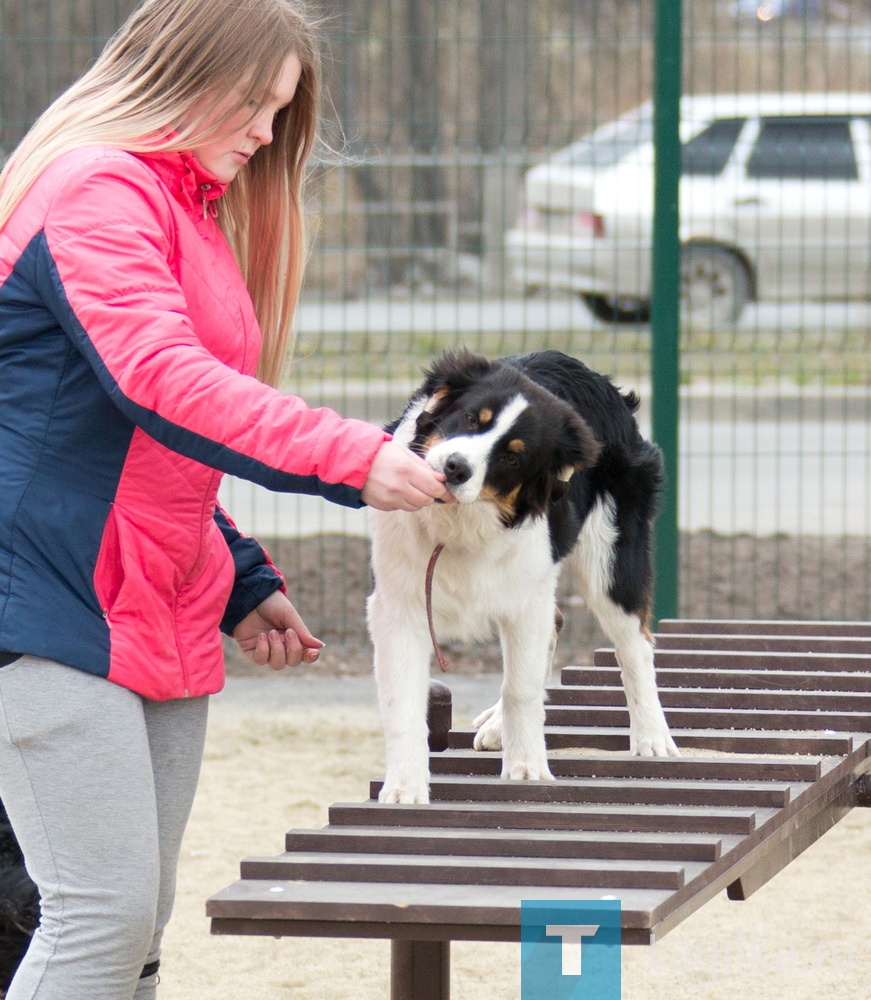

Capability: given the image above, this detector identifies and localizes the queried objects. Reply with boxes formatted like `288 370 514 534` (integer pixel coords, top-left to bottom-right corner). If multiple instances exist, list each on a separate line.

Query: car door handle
732 197 765 207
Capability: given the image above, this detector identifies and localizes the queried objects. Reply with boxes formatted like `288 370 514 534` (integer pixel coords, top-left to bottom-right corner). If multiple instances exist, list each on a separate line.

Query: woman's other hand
232 590 324 670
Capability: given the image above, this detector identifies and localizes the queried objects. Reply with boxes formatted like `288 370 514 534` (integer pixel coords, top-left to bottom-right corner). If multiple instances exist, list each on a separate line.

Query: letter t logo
545 924 600 975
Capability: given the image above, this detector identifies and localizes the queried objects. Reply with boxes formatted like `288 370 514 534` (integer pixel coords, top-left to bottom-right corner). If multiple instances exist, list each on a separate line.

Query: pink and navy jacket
0 146 389 700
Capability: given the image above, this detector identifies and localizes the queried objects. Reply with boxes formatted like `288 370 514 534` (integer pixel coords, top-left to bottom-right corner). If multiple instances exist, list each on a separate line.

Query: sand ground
157 670 871 1000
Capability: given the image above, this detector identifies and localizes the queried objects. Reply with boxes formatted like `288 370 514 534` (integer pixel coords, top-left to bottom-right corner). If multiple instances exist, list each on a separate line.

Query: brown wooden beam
391 940 450 1000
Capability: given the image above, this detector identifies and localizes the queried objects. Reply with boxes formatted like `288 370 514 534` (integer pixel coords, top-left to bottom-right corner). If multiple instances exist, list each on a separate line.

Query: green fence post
650 0 682 625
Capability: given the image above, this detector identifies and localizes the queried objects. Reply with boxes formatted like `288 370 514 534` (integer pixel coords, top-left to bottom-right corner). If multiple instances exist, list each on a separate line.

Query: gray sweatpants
0 656 209 1000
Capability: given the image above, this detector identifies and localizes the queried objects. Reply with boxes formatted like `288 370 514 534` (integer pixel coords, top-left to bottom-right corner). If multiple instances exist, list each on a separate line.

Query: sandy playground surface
156 668 871 1000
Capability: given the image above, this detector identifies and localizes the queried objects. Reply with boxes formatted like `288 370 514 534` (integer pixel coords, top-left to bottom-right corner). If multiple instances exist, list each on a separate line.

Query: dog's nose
442 453 472 486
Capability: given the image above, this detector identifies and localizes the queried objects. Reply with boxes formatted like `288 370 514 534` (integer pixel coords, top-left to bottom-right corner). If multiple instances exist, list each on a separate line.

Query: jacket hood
133 147 228 216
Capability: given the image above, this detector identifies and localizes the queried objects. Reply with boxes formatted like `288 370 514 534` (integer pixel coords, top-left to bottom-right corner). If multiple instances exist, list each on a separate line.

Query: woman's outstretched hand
361 440 453 511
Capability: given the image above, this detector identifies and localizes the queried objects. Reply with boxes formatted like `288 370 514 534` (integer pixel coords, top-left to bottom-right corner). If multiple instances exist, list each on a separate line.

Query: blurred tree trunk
1 0 54 155
477 0 530 291
406 0 447 254
0 0 135 156
318 0 401 286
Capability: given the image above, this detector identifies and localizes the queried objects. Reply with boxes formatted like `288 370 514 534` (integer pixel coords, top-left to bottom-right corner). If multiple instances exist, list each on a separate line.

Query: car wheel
680 245 751 326
582 294 652 324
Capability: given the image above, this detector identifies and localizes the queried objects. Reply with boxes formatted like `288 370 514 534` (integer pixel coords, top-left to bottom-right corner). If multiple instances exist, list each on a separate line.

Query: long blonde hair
0 0 321 386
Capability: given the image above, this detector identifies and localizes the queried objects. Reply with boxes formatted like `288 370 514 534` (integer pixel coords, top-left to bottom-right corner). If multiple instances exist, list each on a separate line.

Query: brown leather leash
425 542 450 672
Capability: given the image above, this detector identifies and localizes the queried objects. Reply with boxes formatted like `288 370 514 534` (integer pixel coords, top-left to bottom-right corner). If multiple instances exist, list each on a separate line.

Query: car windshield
682 117 747 175
549 105 654 168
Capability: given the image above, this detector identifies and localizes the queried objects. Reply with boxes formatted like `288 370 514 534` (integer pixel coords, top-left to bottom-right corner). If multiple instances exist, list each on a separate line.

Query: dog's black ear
420 349 494 402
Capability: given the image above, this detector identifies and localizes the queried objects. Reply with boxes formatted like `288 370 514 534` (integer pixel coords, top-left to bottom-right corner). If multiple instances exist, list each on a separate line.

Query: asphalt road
293 296 871 338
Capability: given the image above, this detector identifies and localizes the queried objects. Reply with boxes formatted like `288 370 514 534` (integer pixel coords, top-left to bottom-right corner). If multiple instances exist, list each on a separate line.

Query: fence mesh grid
3 0 870 666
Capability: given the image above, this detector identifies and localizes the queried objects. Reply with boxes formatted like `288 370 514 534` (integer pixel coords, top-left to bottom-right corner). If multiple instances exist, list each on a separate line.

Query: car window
550 111 654 168
746 117 858 180
682 117 746 176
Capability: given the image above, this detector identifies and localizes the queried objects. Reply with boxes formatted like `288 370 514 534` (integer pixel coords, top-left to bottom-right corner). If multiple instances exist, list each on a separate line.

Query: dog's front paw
502 759 555 781
630 722 680 758
472 700 503 751
378 778 430 805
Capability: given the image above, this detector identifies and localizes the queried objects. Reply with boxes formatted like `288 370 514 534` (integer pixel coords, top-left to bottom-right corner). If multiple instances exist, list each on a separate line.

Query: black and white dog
367 349 678 805
0 801 37 994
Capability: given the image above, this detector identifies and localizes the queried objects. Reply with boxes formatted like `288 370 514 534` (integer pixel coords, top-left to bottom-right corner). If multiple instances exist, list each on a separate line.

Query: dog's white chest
371 505 559 644
431 546 548 641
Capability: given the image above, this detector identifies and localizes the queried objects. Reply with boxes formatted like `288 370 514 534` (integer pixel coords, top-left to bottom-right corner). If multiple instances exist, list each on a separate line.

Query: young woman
0 0 447 996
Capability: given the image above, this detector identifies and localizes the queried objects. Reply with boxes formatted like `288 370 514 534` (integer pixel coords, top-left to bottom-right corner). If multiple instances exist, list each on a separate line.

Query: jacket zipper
174 468 224 698
200 183 220 220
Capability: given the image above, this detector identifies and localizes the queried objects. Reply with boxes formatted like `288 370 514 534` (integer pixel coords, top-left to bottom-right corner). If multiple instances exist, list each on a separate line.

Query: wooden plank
368 775 796 809
593 648 871 671
546 685 871 712
284 825 725 862
544 705 871 732
327 800 761 835
209 915 520 943
657 730 855 754
428 750 822 783
209 913 670 948
448 725 856 755
209 914 659 947
207 878 673 937
726 793 852 901
656 619 871 637
561 665 871 693
645 749 871 941
655 633 871 654
240 852 688 890
392 941 449 1000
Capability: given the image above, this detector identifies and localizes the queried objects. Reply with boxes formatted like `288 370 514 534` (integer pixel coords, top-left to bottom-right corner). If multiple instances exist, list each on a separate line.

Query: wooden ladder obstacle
207 619 871 998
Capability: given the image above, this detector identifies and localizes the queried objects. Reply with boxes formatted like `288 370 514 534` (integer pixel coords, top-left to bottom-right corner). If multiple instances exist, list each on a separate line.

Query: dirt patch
224 531 871 678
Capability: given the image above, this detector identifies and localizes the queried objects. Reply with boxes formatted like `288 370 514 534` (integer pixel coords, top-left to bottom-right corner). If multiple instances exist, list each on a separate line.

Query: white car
505 93 871 324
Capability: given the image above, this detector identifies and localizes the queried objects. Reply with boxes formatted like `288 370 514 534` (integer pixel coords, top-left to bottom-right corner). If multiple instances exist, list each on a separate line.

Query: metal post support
427 679 453 752
855 773 871 806
391 940 450 1000
650 0 683 624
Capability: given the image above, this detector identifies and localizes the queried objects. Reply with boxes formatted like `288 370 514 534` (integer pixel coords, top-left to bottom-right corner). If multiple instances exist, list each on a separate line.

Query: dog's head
403 349 601 524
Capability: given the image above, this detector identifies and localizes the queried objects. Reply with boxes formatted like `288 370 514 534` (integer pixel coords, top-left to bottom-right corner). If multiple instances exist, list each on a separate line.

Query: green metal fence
3 0 870 669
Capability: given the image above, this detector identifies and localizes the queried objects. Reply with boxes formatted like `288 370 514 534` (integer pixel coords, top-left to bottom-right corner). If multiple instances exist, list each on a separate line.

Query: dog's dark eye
465 412 478 431
500 452 519 466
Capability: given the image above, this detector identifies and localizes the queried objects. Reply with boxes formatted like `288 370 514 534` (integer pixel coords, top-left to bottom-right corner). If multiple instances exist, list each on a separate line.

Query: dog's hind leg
576 496 678 757
368 593 435 804
473 607 562 751
472 699 502 749
589 596 678 756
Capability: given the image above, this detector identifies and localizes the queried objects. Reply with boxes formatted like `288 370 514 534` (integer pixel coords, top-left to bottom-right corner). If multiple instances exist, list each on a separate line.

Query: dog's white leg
588 595 679 757
575 496 678 758
472 699 503 749
494 592 556 781
368 594 434 804
473 610 561 751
